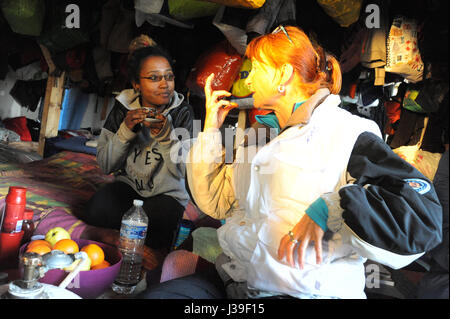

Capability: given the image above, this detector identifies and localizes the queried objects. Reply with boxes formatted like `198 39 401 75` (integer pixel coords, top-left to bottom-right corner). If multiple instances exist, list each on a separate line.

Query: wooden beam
38 72 66 157
39 44 56 75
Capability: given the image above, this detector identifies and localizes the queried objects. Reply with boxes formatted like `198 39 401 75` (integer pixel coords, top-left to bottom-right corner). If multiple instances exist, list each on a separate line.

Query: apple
63 256 91 272
45 227 71 247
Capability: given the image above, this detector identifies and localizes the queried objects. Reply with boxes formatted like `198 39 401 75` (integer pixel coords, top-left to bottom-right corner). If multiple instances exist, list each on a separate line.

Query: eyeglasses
272 25 293 45
140 73 175 82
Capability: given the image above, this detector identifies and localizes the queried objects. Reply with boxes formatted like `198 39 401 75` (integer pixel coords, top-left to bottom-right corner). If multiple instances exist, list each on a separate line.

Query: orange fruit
27 240 52 250
52 239 79 254
26 244 52 255
80 244 105 267
91 260 110 270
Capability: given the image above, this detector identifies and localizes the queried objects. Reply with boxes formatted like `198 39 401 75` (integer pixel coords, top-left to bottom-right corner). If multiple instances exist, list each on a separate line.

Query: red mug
0 231 24 270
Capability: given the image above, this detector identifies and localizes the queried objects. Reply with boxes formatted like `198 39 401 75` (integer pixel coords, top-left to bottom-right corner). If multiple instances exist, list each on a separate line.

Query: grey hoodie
97 89 194 207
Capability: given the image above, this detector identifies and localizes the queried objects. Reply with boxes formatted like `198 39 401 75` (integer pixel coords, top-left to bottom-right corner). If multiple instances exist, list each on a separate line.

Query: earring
277 84 285 94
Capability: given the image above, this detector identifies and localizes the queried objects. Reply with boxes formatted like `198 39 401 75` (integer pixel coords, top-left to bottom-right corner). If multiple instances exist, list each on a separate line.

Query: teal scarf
254 101 305 134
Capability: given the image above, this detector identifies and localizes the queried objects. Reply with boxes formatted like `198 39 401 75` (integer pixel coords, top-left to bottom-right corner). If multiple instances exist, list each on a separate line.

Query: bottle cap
24 209 34 220
133 199 143 207
6 186 27 205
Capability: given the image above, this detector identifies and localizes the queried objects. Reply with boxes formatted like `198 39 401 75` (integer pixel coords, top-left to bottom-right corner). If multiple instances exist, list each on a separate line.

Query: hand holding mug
143 110 166 136
124 108 149 130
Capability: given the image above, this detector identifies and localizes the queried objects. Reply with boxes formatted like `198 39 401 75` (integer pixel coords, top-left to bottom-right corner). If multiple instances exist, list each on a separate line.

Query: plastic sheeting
59 87 89 131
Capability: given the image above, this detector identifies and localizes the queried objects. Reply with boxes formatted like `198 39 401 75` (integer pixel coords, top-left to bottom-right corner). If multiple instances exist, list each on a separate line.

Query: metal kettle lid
42 250 74 269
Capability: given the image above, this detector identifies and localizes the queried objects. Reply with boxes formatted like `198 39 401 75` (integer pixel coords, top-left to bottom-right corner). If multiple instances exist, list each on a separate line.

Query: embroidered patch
404 178 431 195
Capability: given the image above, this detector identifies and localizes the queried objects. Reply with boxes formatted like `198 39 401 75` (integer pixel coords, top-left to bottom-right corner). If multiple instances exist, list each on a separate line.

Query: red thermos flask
0 186 27 270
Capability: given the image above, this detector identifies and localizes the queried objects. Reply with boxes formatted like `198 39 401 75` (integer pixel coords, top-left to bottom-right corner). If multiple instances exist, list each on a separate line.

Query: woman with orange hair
140 26 441 299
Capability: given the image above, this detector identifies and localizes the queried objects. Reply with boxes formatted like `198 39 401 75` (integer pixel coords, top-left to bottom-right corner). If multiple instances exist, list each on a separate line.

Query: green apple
45 227 71 247
63 256 91 272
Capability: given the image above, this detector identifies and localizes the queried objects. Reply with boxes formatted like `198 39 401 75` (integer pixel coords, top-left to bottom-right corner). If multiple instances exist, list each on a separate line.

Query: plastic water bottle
111 199 148 294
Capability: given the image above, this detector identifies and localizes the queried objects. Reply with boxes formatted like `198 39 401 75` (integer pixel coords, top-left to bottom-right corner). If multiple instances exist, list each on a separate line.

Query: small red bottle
0 186 26 270
20 209 35 245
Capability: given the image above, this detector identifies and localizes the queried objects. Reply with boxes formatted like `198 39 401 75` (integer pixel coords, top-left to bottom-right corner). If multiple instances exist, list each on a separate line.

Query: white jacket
187 93 442 298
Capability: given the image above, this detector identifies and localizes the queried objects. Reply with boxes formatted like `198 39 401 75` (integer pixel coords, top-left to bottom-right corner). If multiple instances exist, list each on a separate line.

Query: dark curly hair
127 46 174 84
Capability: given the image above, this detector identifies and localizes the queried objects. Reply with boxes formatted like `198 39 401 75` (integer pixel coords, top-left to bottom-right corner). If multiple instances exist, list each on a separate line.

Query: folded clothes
50 136 96 155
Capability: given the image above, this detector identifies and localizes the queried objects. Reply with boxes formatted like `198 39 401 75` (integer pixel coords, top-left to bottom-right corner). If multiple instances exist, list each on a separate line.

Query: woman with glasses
138 25 441 299
81 42 194 257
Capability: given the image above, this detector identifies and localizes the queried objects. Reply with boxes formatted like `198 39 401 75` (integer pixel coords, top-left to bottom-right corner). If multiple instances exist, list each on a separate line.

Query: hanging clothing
360 0 389 86
9 79 46 112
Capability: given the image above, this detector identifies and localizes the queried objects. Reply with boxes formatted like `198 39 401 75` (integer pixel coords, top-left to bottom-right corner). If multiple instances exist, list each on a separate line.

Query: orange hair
245 26 342 97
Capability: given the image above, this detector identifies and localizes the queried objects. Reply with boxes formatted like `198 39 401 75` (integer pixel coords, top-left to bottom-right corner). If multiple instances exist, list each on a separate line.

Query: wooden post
38 71 66 157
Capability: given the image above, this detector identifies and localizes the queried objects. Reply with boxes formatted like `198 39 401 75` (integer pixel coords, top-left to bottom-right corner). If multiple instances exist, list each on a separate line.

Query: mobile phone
224 96 254 109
